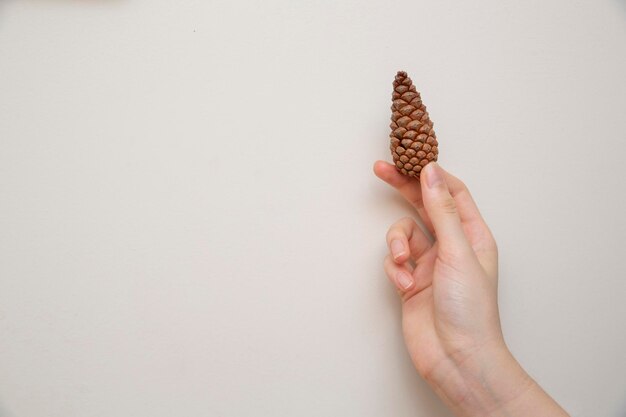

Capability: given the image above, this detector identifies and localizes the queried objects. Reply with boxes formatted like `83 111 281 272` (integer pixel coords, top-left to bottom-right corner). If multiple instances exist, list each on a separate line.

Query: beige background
1 1 625 416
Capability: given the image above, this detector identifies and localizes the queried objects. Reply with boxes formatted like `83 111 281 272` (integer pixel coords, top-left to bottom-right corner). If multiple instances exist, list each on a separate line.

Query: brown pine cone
389 71 438 179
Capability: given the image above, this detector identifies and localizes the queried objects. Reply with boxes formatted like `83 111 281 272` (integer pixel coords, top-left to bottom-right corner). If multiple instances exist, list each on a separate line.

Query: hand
374 160 503 399
374 161 568 417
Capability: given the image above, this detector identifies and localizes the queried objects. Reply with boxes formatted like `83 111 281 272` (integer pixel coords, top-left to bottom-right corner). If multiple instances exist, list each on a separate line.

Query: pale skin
373 160 569 417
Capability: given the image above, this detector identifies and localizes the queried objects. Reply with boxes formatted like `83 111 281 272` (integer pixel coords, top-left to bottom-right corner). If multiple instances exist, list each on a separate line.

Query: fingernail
390 239 406 260
395 271 414 290
424 162 443 188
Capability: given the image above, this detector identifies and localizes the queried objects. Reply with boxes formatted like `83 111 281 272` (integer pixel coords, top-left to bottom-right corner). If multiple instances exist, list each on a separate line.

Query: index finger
373 160 434 233
373 160 494 254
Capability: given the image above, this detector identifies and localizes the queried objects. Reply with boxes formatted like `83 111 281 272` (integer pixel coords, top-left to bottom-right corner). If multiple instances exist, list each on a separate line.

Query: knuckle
439 196 458 215
455 177 467 191
409 195 425 210
397 216 415 228
385 228 397 242
400 215 414 223
387 217 415 240
456 179 468 192
484 231 498 254
490 240 499 256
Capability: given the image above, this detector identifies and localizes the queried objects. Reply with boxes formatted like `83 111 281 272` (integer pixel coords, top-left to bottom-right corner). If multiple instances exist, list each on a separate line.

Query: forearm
425 344 569 417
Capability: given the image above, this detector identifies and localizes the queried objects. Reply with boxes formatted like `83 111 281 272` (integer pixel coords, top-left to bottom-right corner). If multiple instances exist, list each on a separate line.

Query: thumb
420 163 471 254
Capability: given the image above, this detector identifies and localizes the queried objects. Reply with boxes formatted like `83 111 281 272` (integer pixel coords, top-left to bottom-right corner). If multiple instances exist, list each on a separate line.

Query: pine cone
389 71 438 179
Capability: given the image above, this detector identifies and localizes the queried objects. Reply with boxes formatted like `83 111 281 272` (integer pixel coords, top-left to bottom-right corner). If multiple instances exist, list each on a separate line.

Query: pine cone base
389 71 438 179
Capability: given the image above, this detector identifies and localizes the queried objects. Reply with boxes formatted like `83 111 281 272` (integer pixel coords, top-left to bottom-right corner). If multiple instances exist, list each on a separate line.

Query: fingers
419 163 473 257
384 218 433 300
373 161 435 233
437 168 483 225
384 255 415 293
438 167 497 256
375 159 496 264
384 255 432 297
386 217 431 264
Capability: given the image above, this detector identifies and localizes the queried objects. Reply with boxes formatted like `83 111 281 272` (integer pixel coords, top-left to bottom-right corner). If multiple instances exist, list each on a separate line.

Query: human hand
374 160 504 397
374 161 568 416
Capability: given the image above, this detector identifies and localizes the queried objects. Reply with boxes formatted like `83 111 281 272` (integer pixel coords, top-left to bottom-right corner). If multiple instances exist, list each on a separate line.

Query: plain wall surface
1 1 625 416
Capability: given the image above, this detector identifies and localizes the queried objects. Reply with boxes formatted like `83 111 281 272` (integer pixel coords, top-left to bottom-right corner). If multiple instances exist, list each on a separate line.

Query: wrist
424 341 535 416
